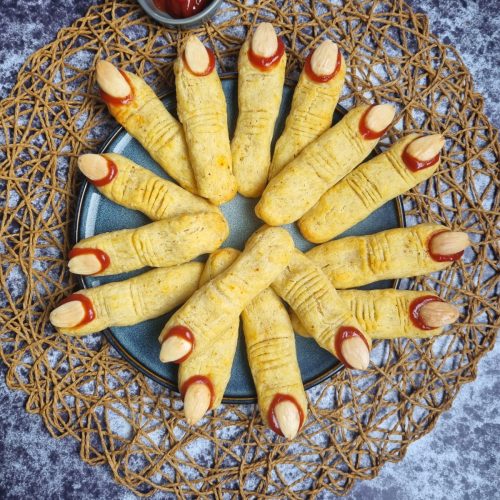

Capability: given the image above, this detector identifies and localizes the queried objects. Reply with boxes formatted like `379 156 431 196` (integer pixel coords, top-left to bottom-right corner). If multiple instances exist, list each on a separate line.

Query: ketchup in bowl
153 0 210 18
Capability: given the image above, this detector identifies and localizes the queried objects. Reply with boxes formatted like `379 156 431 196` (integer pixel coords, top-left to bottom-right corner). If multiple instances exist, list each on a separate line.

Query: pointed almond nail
420 301 459 328
251 22 278 58
274 400 301 440
50 301 86 328
310 40 339 76
341 336 370 370
96 60 131 98
430 231 470 255
68 253 103 275
159 335 192 363
406 134 445 161
78 154 109 181
364 104 395 132
183 382 211 425
184 36 210 74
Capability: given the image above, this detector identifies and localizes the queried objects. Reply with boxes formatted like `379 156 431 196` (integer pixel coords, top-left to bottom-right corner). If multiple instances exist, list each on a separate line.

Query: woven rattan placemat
0 0 498 496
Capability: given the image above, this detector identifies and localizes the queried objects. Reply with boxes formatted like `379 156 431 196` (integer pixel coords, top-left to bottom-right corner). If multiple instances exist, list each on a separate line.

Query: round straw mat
0 0 498 496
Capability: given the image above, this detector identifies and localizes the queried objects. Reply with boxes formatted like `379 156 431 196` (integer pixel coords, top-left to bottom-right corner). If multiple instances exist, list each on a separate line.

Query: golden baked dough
174 37 236 205
256 105 388 226
269 43 346 178
83 153 220 220
243 287 307 437
100 69 196 193
198 248 307 437
231 35 287 197
272 249 371 369
158 226 294 360
179 249 240 409
299 134 441 242
51 263 203 336
71 212 228 276
306 223 458 288
291 289 457 339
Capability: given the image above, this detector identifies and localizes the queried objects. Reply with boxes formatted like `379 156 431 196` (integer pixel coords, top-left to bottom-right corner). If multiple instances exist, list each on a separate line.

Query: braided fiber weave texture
0 0 498 496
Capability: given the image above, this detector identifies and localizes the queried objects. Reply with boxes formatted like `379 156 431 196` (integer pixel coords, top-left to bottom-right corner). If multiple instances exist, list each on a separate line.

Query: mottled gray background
0 1 498 499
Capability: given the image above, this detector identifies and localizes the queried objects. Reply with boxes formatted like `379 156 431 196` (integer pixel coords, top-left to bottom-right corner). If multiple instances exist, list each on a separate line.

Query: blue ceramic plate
75 75 405 403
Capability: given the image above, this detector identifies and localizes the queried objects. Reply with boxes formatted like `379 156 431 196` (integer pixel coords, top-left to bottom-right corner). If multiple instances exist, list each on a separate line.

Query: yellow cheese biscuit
50 263 203 336
197 248 307 438
232 24 287 198
69 212 228 276
243 286 307 439
158 226 294 363
175 36 236 205
306 224 469 288
299 134 444 243
291 289 459 340
269 40 346 178
272 249 371 370
178 249 240 422
78 153 220 220
96 61 196 193
256 104 395 226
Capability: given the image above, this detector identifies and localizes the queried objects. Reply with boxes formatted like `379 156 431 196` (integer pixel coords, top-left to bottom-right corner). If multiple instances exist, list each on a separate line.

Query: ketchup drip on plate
89 158 118 187
427 230 465 262
68 248 111 274
100 70 134 106
248 37 285 71
334 326 370 369
268 394 304 437
59 293 95 327
162 325 194 364
409 295 444 330
402 145 440 172
154 0 209 18
359 105 390 140
180 375 215 408
304 49 342 83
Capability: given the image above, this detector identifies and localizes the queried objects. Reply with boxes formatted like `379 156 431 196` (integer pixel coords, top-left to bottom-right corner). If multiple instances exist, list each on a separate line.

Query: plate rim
73 73 407 404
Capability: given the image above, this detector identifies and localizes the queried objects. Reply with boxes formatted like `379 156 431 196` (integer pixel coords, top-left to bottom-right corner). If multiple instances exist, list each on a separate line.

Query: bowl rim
137 0 222 26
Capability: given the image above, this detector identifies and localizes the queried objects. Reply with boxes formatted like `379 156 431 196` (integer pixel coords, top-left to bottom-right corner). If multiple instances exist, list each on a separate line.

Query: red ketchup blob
248 37 285 71
68 248 111 275
402 144 440 172
268 393 305 437
59 293 95 327
153 0 208 18
180 375 215 409
88 158 118 187
304 48 342 83
428 230 465 262
359 105 391 140
162 325 194 364
409 295 444 330
99 70 134 106
183 48 216 77
334 326 370 369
